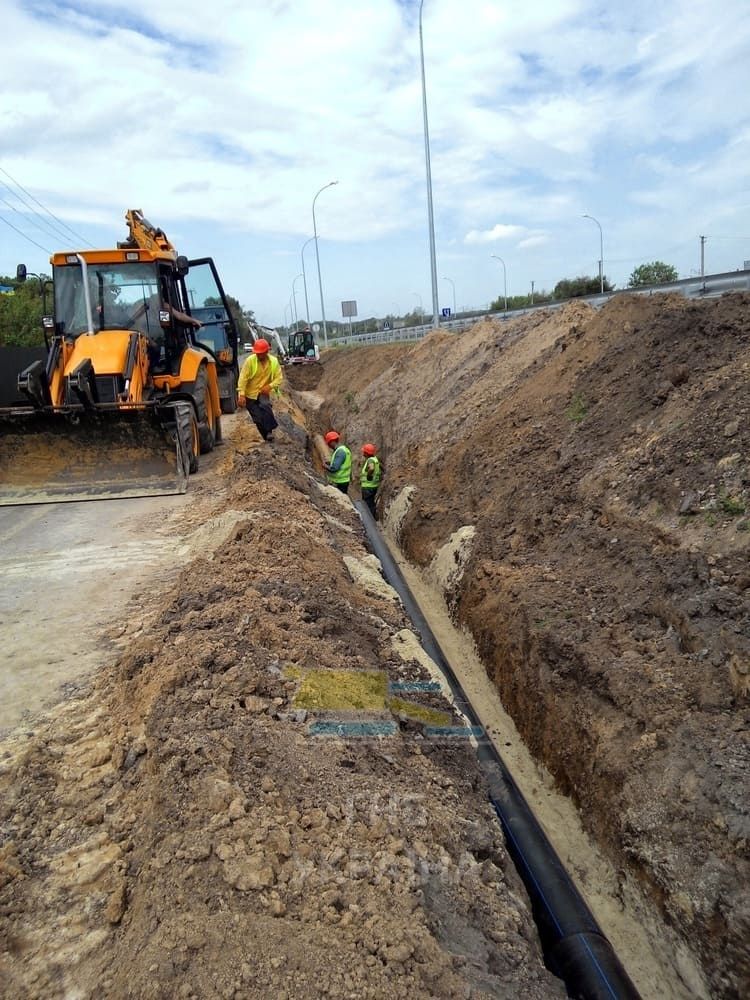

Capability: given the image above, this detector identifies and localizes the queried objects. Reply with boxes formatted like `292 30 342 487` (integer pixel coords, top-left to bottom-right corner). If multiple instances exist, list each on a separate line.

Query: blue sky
2 0 749 327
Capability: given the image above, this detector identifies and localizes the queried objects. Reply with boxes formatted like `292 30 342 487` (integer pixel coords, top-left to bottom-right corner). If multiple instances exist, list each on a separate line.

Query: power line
0 164 95 248
0 192 72 247
0 212 52 254
0 174 90 247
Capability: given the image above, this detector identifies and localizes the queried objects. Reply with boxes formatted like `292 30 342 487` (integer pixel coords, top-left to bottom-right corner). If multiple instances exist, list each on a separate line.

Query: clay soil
0 409 563 999
316 294 750 999
3 293 749 999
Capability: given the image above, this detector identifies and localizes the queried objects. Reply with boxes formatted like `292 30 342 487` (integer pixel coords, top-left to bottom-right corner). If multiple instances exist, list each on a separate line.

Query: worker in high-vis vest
237 338 283 442
359 443 382 517
323 430 352 495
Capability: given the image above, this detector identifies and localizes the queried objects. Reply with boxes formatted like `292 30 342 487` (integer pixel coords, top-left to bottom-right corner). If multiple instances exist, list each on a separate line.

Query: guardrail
329 269 750 348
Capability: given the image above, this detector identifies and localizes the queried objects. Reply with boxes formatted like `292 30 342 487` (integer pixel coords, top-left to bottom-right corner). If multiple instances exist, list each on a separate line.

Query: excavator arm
117 209 176 256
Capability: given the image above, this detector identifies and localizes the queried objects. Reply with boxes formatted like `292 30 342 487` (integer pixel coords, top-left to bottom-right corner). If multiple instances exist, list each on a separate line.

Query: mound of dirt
0 405 563 999
316 295 750 998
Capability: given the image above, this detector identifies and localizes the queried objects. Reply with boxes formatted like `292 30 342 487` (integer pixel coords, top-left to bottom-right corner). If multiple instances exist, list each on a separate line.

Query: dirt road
0 494 191 734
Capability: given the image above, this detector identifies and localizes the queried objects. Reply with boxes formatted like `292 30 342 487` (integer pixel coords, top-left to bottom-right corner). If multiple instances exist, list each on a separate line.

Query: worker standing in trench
237 338 283 442
323 430 352 494
359 443 382 517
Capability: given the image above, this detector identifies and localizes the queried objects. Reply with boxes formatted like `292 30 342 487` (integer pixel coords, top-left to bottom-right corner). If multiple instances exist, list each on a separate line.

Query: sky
2 0 750 328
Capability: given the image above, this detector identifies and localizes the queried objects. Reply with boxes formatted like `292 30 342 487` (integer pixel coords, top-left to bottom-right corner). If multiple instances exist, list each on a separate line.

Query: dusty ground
316 295 750 999
0 406 563 998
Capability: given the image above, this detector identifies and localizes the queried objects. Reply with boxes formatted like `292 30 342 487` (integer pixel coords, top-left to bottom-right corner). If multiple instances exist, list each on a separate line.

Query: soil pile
0 407 562 999
316 294 750 998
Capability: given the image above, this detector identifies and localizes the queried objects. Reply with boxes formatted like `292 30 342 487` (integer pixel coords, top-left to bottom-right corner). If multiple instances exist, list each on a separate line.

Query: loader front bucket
0 409 187 506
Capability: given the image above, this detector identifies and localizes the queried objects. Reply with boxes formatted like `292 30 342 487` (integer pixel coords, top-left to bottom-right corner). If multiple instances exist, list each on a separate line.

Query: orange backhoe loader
0 210 239 505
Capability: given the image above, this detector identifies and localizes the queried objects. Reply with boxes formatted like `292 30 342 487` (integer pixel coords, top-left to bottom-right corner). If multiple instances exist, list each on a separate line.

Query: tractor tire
172 400 200 474
191 364 217 454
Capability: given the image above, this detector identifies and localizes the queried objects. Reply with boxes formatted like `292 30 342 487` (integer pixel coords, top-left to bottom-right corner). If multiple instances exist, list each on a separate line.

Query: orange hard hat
324 430 340 444
362 443 377 457
252 338 270 354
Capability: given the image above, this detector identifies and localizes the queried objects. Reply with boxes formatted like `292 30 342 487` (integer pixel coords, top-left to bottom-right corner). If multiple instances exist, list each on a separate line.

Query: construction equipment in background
0 209 239 505
190 302 239 413
282 327 323 390
287 328 320 365
246 321 288 362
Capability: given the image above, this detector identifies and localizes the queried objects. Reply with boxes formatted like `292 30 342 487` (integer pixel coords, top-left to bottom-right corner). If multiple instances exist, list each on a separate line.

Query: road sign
341 300 358 318
312 323 321 333
441 307 451 318
382 321 391 331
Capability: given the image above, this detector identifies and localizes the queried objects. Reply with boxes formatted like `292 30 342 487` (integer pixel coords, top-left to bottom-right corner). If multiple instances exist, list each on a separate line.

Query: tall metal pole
490 255 508 314
582 214 604 293
292 273 303 330
412 291 423 314
442 276 456 317
700 235 706 277
312 181 338 348
289 292 297 329
301 236 315 326
419 0 440 329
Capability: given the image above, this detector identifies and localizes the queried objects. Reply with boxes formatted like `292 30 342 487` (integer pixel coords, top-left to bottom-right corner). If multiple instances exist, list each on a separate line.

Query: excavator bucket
0 409 187 506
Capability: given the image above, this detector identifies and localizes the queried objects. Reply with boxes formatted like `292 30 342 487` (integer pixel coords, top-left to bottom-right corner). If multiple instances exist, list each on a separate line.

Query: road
0 493 192 734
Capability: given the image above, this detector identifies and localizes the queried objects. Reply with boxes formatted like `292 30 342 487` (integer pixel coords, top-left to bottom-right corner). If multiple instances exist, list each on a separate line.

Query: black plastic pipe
355 501 641 1000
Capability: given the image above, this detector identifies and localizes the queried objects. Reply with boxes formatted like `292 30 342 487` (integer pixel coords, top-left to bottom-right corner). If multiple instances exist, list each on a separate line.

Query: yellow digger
0 210 239 505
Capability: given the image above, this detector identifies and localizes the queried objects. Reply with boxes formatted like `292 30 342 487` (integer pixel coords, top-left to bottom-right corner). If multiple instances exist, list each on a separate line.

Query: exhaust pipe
355 500 641 1000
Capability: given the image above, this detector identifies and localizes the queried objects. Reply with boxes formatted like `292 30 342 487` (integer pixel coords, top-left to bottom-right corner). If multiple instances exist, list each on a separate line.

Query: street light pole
412 291 423 314
442 276 456 318
301 237 315 326
419 0 440 329
490 255 508 314
292 273 304 331
312 181 338 348
582 214 604 293
289 292 297 329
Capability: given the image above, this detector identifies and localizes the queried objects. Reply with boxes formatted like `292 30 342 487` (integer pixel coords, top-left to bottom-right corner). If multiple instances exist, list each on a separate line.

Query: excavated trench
298 297 750 1000
301 429 707 1000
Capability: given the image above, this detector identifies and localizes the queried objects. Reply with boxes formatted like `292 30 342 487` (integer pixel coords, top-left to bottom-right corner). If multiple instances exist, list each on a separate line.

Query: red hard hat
252 338 270 354
324 430 340 444
362 443 377 457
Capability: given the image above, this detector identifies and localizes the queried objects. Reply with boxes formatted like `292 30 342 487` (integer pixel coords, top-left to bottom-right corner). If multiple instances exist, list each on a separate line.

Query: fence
329 269 750 349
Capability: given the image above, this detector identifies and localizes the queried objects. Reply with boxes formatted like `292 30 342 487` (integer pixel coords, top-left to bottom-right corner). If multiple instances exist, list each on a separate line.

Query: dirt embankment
317 295 750 999
0 410 563 999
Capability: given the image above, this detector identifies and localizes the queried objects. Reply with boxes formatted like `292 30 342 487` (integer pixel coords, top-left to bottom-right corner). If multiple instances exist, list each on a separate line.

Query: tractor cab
287 329 319 363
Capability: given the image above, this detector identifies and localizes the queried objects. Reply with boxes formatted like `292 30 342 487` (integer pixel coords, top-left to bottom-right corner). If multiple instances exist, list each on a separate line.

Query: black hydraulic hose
354 501 641 1000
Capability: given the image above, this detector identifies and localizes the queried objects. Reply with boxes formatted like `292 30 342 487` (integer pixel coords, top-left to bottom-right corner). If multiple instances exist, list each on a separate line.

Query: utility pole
419 0 440 329
700 235 706 277
531 280 535 305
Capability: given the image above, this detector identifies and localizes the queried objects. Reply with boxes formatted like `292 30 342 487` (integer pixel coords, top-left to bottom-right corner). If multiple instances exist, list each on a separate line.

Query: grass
719 493 746 517
566 393 587 424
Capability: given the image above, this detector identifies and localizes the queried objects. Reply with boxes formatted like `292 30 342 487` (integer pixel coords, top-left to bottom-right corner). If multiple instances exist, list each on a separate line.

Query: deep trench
354 499 640 1000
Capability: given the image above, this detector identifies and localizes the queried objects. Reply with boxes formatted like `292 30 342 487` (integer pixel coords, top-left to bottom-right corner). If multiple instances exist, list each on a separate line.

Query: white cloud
1 0 749 322
517 235 550 250
464 224 525 245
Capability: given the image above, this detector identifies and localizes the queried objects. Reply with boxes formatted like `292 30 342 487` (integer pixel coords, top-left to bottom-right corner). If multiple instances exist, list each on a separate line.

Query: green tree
490 291 553 311
0 276 48 347
553 275 614 299
628 261 678 287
